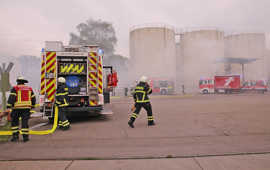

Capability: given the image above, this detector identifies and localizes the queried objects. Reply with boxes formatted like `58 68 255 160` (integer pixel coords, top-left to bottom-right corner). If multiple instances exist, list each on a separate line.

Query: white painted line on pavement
30 122 48 130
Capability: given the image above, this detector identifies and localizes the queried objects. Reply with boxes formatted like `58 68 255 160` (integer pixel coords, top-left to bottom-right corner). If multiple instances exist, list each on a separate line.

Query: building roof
216 57 258 64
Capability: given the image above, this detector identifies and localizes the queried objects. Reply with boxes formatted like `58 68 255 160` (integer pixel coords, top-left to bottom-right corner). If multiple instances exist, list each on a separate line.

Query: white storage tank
225 33 266 80
129 25 176 85
180 29 225 93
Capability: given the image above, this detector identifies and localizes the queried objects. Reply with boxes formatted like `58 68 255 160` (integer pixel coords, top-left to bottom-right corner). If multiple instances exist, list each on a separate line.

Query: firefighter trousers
11 109 30 139
58 107 70 130
130 102 154 123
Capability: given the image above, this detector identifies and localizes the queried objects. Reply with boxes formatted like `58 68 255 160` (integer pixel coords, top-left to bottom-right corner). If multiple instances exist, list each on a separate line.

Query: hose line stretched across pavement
0 106 59 135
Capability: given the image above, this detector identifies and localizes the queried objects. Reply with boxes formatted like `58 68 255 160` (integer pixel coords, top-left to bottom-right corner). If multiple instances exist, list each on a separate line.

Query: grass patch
0 122 11 142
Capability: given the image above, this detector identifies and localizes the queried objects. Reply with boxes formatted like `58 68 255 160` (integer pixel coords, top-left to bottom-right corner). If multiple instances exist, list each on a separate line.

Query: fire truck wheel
161 89 167 95
202 89 209 94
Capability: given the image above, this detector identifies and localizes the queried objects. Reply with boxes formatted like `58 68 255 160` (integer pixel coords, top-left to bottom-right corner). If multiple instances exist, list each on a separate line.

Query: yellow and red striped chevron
88 52 98 88
97 55 103 94
45 52 56 102
40 54 45 95
88 52 98 106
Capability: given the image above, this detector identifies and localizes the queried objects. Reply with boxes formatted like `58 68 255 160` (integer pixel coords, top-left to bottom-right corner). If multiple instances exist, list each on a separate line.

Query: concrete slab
0 161 71 170
197 154 270 170
68 158 201 170
2 94 270 161
2 154 270 170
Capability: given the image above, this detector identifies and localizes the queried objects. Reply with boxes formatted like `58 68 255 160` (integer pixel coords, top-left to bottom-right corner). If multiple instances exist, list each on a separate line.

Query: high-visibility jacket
133 82 152 103
55 84 69 107
7 85 36 109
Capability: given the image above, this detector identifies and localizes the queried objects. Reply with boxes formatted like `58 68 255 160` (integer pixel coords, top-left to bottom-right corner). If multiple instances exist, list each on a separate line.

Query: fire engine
199 75 267 94
39 41 118 120
199 75 241 94
241 80 267 93
148 78 174 95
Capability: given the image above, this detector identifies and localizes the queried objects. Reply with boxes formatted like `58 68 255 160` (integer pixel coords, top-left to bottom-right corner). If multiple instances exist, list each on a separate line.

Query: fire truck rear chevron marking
46 54 56 73
45 52 56 102
48 89 56 101
90 72 97 80
90 81 97 87
77 65 84 73
40 55 45 95
89 100 97 106
97 55 103 94
66 64 73 73
88 52 98 106
60 64 85 74
60 65 68 73
89 58 97 65
88 52 98 90
90 65 96 71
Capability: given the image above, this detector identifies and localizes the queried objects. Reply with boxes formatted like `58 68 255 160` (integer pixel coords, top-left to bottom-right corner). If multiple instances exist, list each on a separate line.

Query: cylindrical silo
129 25 176 86
180 29 225 93
175 40 184 94
266 33 270 80
225 33 266 81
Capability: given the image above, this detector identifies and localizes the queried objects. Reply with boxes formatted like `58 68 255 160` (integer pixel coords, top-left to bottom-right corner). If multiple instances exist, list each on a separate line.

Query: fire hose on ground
0 106 59 135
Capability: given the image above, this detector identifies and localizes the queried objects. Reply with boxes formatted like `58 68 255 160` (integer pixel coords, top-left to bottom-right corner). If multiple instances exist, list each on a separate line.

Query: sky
0 0 270 58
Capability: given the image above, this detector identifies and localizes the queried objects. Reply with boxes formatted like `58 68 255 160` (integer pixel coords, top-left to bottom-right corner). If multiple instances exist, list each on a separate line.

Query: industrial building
129 25 270 94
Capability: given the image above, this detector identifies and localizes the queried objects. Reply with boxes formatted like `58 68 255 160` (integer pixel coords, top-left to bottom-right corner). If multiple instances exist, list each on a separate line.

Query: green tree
17 55 41 91
69 18 129 86
69 18 117 57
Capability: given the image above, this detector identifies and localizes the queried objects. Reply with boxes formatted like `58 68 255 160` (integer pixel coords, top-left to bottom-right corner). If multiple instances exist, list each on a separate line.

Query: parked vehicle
39 41 118 120
199 75 241 94
241 80 267 93
148 78 174 95
199 75 267 94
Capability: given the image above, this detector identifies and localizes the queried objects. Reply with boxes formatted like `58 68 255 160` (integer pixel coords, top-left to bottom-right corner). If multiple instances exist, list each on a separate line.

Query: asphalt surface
1 93 270 169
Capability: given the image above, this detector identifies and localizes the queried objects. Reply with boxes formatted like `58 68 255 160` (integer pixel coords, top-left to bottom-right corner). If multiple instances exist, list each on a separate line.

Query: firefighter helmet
139 76 147 83
58 77 66 83
16 76 28 83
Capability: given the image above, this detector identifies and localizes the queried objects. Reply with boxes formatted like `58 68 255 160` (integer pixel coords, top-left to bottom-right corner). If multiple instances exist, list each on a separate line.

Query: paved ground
1 93 270 169
1 153 270 170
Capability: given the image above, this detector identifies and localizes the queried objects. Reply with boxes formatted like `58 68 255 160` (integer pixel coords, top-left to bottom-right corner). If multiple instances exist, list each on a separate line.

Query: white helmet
16 76 28 83
58 77 66 83
139 76 147 83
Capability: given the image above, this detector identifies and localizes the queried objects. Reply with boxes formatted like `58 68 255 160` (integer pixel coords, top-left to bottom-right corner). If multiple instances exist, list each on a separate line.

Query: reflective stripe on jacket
7 85 36 109
55 85 69 107
133 82 152 103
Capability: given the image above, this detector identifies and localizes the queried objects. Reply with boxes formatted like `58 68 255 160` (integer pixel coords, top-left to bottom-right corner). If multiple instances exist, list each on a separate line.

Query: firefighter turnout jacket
7 85 36 109
133 82 152 103
55 84 69 107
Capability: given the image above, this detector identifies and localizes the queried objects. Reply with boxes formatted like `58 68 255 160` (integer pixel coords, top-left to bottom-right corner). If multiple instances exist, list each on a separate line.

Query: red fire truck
199 75 267 94
199 75 241 94
39 41 118 120
148 78 174 95
241 80 267 93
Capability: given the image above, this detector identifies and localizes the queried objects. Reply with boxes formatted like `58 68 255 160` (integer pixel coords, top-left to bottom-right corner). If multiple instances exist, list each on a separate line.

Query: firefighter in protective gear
7 76 36 142
55 77 70 130
128 76 155 128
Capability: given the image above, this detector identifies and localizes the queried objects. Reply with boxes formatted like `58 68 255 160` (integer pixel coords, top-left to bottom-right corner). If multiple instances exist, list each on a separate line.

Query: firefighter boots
148 121 155 126
62 125 70 131
10 133 19 142
128 119 134 128
23 135 29 142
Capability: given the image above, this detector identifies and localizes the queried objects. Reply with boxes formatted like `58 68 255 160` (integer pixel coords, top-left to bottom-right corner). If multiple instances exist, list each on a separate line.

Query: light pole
0 62 13 111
